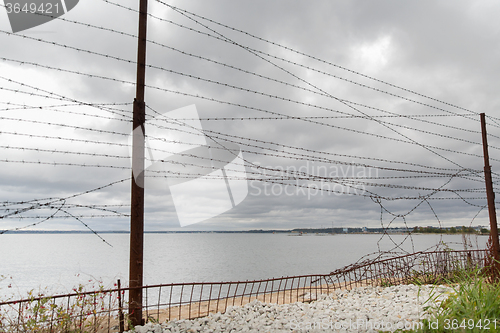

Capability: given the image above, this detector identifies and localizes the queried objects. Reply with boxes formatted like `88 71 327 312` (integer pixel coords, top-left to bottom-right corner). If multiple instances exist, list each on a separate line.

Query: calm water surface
0 233 486 299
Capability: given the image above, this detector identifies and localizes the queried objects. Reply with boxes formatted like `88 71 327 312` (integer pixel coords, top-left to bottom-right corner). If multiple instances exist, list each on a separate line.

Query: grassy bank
403 271 500 333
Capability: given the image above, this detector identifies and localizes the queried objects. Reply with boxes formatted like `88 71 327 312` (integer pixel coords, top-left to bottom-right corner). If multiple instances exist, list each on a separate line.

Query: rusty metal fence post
117 279 125 333
129 0 149 327
480 113 500 281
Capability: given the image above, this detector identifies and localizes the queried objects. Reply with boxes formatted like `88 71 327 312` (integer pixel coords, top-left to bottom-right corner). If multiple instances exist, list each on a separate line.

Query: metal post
117 279 124 333
480 113 500 280
129 0 148 327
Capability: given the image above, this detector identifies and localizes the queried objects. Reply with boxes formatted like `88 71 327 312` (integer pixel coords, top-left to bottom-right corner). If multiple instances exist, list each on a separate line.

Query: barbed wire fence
0 0 498 292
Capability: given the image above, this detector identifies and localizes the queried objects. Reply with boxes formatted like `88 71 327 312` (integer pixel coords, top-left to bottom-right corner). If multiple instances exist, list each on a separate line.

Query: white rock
122 284 452 333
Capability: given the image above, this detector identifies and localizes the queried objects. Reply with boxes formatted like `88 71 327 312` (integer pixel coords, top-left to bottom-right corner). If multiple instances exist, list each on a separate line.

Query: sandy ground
141 279 385 323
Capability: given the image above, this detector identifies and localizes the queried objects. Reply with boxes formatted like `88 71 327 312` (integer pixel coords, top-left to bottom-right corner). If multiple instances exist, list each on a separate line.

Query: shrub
0 279 127 333
409 270 500 333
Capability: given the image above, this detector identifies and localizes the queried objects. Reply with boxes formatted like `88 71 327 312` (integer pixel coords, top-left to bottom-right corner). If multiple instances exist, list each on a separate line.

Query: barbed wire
141 1 492 252
0 143 488 197
4 125 494 186
144 105 493 182
1 1 496 247
140 106 492 204
102 0 500 130
0 101 132 115
370 173 464 254
0 145 129 159
157 1 493 122
141 88 500 165
3 118 495 186
2 214 128 219
4 59 480 182
0 75 133 117
2 3 491 148
4 56 496 155
1 177 131 238
1 200 66 234
2 20 497 158
154 113 494 150
0 132 489 199
147 158 482 191
0 114 130 137
154 1 500 131
143 106 500 185
162 3 490 179
58 208 113 246
167 114 477 121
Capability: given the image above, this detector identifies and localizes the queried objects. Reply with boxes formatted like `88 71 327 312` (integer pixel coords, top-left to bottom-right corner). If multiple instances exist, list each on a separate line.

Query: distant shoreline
1 229 489 235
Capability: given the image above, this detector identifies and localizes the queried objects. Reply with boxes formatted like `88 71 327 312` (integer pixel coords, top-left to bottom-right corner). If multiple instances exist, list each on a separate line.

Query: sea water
0 232 486 300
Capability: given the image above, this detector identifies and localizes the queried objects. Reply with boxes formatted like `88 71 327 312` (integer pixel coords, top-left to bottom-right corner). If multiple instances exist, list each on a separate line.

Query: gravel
126 284 453 332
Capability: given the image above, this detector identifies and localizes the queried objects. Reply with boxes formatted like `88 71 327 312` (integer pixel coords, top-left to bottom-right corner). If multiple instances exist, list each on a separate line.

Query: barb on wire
1 200 66 234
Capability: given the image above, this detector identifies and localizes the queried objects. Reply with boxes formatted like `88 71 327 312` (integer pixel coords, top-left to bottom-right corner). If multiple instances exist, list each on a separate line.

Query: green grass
405 270 500 333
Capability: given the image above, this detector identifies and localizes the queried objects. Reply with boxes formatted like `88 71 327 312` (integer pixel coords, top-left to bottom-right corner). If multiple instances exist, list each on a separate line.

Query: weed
406 269 500 333
0 279 128 333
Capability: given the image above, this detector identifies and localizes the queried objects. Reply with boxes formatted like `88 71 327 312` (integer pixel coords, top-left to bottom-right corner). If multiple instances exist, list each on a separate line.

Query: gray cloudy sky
1 0 500 231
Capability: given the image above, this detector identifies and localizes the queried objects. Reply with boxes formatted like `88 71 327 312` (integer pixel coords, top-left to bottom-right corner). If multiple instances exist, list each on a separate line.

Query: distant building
343 227 348 233
387 227 409 234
